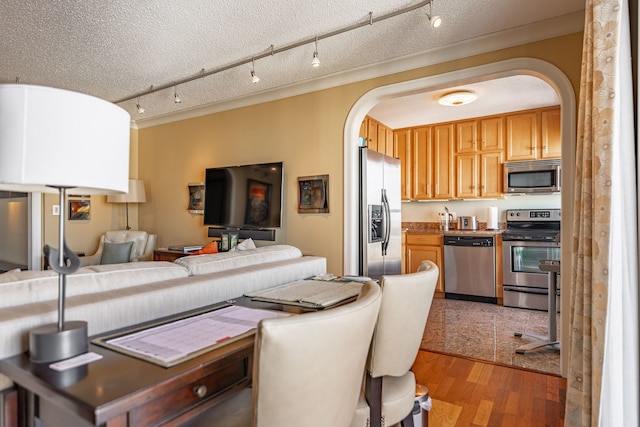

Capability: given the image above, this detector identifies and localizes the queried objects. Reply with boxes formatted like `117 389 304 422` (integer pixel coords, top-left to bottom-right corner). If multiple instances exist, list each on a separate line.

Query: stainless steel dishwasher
443 234 497 304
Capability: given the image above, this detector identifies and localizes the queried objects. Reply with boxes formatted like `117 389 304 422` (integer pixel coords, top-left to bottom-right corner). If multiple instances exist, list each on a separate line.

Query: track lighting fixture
115 0 446 112
427 1 442 28
311 36 320 67
136 97 145 114
251 57 260 84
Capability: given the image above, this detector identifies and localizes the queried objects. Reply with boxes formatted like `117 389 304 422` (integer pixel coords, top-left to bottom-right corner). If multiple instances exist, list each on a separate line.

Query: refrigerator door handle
381 189 390 256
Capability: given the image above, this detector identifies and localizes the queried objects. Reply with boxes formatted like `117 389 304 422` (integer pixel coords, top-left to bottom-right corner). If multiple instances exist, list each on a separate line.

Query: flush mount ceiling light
427 1 442 28
438 91 478 106
311 36 320 67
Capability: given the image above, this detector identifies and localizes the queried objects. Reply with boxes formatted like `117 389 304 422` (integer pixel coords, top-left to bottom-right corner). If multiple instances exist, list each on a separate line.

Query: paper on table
49 352 103 371
104 306 286 365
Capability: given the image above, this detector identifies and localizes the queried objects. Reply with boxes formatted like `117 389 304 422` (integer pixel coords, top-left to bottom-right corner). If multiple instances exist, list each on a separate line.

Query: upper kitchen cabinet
411 124 454 201
360 116 394 157
394 129 412 200
505 106 561 161
455 116 504 198
432 123 455 199
540 107 562 158
456 116 504 154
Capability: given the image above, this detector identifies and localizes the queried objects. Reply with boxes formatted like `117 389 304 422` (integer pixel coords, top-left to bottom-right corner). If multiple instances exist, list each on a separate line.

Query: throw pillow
234 238 256 251
101 241 134 265
191 241 219 255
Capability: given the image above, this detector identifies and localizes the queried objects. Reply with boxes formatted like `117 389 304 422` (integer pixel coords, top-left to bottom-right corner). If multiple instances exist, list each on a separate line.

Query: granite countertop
402 222 505 236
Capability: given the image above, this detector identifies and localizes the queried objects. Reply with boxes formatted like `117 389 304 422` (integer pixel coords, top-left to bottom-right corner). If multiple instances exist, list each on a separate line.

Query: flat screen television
203 162 283 229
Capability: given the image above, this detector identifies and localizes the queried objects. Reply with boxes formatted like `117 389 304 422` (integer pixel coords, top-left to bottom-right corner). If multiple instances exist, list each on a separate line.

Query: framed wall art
68 200 91 220
188 183 205 214
297 175 329 213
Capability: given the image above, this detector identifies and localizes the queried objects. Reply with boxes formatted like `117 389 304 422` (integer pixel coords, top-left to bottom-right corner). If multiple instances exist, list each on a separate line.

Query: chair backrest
104 230 150 259
367 260 439 378
252 281 382 427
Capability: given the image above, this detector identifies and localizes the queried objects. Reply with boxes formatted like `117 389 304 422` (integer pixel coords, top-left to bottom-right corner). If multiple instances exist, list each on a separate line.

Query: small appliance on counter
457 216 478 230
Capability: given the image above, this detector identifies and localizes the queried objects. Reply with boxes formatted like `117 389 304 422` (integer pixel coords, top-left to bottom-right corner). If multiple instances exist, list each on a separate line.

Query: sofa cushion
101 241 134 264
0 261 189 309
174 245 303 276
104 230 149 258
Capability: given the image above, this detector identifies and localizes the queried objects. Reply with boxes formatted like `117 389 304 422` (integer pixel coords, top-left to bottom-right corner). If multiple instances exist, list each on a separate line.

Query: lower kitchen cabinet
404 233 444 295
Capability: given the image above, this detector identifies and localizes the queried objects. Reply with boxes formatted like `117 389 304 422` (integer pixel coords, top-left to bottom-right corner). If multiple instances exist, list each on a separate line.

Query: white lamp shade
0 85 130 195
107 179 147 203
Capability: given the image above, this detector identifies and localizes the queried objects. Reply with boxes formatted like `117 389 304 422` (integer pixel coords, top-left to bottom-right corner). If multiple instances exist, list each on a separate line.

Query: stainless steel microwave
503 159 561 194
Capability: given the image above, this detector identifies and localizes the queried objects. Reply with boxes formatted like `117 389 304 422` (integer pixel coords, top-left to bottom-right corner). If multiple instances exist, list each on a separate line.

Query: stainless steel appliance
359 147 401 281
502 208 561 311
444 234 497 303
503 159 561 194
457 216 478 230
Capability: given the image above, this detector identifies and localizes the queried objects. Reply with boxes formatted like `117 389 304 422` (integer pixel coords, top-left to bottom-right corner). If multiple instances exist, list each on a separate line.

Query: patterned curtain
566 1 631 425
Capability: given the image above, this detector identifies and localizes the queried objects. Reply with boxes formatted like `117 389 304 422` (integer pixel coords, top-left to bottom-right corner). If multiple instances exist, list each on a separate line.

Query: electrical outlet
52 205 60 216
449 212 457 221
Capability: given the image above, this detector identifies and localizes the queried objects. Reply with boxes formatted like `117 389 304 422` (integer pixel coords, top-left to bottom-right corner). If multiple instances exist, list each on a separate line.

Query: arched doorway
343 57 576 375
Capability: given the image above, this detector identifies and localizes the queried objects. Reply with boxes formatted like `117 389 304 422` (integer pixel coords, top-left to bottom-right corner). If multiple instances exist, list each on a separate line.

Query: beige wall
134 32 583 275
42 128 141 258
35 33 583 273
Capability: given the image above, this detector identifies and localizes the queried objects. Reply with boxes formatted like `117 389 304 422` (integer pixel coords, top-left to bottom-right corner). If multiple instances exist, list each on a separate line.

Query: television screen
203 162 283 229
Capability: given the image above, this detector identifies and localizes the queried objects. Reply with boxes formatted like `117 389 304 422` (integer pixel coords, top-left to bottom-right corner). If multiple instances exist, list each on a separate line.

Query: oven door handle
503 286 560 295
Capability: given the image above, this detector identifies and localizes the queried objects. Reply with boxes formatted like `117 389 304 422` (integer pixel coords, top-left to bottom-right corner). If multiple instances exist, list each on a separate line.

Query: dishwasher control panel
444 235 494 247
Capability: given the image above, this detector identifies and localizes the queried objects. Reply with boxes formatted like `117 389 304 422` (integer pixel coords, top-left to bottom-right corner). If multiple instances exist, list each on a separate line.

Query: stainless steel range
502 209 561 311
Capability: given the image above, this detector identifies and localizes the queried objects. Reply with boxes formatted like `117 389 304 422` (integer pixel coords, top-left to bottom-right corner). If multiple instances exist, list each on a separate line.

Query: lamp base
29 321 88 363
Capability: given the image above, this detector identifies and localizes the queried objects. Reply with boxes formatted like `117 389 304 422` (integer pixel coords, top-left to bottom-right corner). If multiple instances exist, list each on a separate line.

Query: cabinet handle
194 385 208 398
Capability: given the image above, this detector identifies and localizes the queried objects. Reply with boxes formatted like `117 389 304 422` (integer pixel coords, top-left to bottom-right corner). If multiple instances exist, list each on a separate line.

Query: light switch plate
52 205 60 216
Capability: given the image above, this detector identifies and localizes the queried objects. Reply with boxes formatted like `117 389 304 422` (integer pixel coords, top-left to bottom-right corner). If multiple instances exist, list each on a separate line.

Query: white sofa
0 245 326 393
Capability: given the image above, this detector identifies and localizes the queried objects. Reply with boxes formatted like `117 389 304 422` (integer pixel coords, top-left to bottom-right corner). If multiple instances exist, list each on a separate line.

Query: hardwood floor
412 350 567 426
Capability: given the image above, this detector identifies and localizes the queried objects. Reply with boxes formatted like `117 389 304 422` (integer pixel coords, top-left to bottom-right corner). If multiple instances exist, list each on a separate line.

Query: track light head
136 97 145 114
250 57 260 84
428 14 442 28
311 36 320 67
427 1 442 28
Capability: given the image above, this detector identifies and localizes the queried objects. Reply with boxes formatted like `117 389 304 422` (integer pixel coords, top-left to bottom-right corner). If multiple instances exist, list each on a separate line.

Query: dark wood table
0 297 312 427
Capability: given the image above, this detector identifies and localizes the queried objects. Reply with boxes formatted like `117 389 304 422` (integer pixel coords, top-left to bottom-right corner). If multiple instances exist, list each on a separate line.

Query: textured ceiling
0 0 585 126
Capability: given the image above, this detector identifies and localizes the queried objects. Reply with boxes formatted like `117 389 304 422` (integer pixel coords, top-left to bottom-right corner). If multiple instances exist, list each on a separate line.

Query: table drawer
129 354 251 426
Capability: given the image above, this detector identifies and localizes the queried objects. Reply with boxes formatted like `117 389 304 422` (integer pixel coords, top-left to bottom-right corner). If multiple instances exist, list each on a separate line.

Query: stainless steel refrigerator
359 147 402 281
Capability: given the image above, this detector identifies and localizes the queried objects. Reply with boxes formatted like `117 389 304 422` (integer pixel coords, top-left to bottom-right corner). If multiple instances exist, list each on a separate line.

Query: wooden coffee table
0 298 309 427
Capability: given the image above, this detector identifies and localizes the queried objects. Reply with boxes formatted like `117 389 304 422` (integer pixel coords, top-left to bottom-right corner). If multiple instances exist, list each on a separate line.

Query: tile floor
420 298 561 375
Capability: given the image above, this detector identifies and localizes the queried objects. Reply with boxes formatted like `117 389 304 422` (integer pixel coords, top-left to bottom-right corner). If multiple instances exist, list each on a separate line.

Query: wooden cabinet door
377 123 387 154
359 117 368 141
480 116 504 151
433 123 455 199
404 234 444 292
394 130 412 200
506 112 538 161
456 153 478 198
480 152 503 197
385 127 394 157
540 107 561 159
367 119 378 152
412 127 433 200
455 120 477 153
